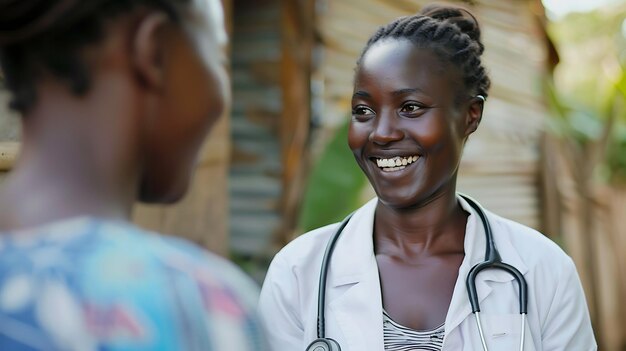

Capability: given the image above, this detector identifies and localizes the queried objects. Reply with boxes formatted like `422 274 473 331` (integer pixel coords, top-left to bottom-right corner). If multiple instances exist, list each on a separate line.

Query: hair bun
0 0 80 46
420 3 482 45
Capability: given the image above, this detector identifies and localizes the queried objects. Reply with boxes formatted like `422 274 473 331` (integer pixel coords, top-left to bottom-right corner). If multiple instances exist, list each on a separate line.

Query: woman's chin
137 179 189 205
374 189 420 209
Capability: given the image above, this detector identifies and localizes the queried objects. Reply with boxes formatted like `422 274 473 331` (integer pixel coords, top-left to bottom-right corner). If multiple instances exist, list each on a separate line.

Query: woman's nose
369 112 403 145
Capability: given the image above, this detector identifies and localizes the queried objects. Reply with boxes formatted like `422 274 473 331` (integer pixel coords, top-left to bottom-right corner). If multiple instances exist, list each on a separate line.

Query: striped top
383 310 445 351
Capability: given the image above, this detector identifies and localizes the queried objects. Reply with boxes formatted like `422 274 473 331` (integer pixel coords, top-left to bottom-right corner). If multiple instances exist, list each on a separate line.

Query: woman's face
138 0 228 203
349 39 478 209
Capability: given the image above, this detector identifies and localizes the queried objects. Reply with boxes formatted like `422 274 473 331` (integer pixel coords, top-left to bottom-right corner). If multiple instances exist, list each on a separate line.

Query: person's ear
131 12 170 91
465 95 485 136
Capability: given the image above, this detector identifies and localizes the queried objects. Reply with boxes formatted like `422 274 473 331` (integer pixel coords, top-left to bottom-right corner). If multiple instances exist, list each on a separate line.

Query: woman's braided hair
357 3 491 100
0 0 189 113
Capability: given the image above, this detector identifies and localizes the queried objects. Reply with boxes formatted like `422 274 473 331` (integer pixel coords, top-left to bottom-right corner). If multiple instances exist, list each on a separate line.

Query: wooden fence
545 135 626 350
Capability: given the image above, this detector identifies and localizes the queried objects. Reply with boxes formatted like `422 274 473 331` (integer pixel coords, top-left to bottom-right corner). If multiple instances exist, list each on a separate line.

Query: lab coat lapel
444 195 529 342
316 195 531 350
445 196 492 335
325 198 384 351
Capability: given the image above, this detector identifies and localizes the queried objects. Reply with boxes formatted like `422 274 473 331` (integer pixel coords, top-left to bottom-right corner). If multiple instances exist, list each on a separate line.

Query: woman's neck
0 80 139 231
373 188 467 259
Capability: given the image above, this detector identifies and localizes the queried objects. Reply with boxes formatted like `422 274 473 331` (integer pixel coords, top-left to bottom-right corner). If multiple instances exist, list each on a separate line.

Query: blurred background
1 0 625 349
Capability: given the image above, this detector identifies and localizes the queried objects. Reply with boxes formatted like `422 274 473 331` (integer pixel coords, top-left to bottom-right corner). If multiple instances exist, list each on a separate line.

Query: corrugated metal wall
317 0 548 231
229 0 283 257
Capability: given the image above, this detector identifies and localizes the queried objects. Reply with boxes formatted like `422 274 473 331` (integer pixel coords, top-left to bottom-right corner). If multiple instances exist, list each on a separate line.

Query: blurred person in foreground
0 0 265 350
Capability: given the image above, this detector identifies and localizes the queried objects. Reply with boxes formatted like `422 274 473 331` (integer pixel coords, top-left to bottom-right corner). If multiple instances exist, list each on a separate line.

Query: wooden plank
272 0 317 245
607 186 626 346
329 0 395 24
460 160 538 175
457 180 540 229
476 0 523 13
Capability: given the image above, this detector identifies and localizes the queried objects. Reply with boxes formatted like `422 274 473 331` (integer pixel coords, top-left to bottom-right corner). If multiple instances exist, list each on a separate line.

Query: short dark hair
0 0 190 113
357 3 491 100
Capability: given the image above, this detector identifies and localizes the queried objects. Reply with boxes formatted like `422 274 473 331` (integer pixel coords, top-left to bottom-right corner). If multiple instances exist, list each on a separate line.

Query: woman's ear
465 95 485 136
131 12 170 91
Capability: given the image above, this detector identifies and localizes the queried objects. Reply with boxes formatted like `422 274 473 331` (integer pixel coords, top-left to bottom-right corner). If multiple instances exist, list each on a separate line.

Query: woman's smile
373 155 420 171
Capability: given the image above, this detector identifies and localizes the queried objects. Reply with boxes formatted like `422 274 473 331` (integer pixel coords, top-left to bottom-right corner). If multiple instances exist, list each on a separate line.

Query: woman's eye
400 103 422 113
352 106 375 117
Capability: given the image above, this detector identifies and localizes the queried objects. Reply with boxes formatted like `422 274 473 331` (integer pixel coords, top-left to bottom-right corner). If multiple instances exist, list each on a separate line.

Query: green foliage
606 69 626 182
548 5 626 110
607 123 626 181
547 3 626 184
546 81 606 144
298 120 368 232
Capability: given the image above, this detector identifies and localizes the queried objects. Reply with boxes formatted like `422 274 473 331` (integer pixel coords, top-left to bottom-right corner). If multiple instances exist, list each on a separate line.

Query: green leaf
298 119 368 232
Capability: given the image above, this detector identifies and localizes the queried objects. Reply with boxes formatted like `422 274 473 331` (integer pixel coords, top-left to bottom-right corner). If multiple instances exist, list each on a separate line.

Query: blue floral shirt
0 218 266 351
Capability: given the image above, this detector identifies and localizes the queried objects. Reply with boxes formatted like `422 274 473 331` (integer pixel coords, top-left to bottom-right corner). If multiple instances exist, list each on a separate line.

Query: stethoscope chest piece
306 338 341 351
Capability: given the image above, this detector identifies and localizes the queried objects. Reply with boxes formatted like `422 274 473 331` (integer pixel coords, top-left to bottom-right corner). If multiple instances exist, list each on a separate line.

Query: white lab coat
259 196 597 351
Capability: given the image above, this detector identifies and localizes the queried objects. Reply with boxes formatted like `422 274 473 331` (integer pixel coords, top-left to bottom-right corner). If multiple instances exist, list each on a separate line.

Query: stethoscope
306 194 528 351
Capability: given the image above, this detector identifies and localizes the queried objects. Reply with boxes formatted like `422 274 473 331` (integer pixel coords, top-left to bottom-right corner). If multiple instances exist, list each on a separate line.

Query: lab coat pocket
481 314 536 351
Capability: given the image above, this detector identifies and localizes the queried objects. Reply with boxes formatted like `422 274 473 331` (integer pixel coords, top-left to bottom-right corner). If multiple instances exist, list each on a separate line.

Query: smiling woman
349 44 483 210
258 3 596 351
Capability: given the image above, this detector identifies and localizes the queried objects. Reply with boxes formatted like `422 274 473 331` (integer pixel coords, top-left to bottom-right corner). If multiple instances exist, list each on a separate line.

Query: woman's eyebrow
352 88 425 99
392 88 424 96
353 90 371 98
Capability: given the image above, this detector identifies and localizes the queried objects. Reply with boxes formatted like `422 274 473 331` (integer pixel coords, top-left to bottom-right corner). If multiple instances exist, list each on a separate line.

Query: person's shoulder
0 219 265 349
101 220 260 304
97 221 265 345
43 219 261 322
272 221 341 266
271 199 375 270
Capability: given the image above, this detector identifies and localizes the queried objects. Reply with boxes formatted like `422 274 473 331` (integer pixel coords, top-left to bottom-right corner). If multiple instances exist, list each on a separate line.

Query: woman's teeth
375 156 419 171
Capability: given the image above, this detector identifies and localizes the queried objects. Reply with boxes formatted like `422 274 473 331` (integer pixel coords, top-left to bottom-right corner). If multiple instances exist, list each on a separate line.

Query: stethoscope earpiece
306 338 341 351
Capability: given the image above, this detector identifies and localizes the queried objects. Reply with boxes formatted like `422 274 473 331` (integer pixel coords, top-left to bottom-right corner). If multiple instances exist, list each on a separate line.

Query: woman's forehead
355 39 462 91
360 39 447 76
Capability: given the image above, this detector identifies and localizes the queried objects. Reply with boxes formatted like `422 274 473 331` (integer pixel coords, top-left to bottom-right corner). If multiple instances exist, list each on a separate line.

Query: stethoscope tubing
316 211 354 339
309 194 529 351
461 194 528 351
460 194 528 315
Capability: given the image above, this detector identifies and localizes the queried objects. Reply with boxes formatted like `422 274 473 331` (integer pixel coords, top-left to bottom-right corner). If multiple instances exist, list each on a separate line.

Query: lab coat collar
326 194 529 285
325 197 383 350
444 194 529 336
327 197 378 287
322 194 530 348
458 194 528 280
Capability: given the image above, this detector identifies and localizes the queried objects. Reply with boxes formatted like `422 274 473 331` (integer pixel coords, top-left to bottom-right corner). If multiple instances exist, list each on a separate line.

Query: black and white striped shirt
383 310 445 351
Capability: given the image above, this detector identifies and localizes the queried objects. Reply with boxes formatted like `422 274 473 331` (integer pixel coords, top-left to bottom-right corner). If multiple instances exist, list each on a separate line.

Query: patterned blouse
383 310 445 351
0 217 266 351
